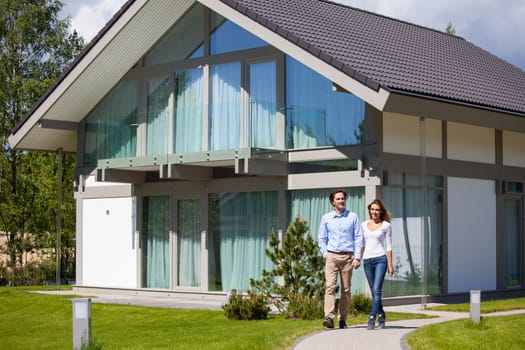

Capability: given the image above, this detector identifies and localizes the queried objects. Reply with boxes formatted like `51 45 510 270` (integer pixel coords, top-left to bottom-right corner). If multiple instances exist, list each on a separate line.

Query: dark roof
222 0 525 116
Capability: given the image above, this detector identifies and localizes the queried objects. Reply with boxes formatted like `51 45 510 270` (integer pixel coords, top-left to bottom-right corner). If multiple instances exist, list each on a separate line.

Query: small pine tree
250 215 325 319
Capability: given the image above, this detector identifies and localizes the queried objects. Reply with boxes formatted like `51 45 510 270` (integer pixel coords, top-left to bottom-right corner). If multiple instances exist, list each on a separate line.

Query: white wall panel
82 197 137 288
447 122 494 163
503 130 525 167
447 177 496 292
383 113 441 157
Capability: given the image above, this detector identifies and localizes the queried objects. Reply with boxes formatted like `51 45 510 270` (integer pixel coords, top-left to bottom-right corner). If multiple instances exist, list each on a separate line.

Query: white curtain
146 78 170 155
174 69 203 153
249 61 276 148
143 196 170 289
209 192 277 292
177 199 201 287
209 63 241 150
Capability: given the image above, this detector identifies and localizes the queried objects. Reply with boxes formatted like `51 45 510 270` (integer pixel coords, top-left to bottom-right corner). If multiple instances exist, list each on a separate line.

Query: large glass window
210 15 268 55
146 78 170 155
174 68 204 153
144 4 204 65
504 198 522 287
382 173 444 297
208 191 277 292
209 62 241 150
141 196 170 289
285 56 366 149
84 80 137 165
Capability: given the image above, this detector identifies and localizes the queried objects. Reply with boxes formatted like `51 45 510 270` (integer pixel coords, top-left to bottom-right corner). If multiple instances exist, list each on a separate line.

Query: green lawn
0 286 426 350
408 298 525 349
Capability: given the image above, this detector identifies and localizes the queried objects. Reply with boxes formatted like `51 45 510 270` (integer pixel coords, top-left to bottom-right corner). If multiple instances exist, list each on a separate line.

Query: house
8 0 525 302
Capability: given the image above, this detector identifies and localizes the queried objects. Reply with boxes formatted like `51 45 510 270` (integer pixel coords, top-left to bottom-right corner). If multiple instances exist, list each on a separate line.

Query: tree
250 215 326 319
445 21 456 35
0 0 84 283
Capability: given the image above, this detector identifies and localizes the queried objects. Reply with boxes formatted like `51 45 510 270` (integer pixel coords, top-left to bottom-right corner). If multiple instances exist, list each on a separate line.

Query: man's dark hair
329 189 347 203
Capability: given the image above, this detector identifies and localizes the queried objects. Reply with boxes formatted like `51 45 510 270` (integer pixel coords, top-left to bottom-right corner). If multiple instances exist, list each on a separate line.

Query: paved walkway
291 304 525 350
39 290 525 350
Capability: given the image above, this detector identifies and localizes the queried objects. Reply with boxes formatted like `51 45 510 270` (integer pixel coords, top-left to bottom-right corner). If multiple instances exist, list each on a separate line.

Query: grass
408 297 525 349
1 286 428 350
425 297 525 313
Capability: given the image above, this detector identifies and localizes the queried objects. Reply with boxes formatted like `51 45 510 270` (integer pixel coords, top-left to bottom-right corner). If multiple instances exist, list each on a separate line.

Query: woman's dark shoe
367 315 375 330
377 314 385 329
338 320 347 329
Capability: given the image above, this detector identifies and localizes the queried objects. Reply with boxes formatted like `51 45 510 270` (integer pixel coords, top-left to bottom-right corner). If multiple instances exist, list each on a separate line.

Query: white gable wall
382 112 442 157
447 177 496 293
82 197 137 288
447 122 495 163
503 130 525 167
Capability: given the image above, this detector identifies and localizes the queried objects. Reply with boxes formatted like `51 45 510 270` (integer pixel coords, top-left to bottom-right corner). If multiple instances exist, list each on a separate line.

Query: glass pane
141 196 170 289
285 56 365 149
145 4 204 65
84 80 137 164
209 62 241 150
250 61 276 148
177 199 201 287
208 191 277 292
174 68 204 153
210 14 268 55
504 199 521 287
382 185 443 297
146 78 170 155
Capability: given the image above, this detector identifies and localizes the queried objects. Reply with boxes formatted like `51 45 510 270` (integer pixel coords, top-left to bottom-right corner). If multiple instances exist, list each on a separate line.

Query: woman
361 199 393 330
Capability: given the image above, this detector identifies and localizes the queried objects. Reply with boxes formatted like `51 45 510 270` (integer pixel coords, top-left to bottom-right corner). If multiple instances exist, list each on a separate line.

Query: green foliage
0 259 56 286
0 0 83 281
222 291 271 320
348 292 372 316
250 215 325 319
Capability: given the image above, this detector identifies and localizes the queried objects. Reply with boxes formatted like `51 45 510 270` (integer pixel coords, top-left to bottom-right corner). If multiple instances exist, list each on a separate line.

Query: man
318 189 363 329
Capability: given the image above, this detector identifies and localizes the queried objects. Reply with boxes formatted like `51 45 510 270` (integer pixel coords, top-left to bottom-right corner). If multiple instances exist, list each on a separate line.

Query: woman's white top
361 220 392 259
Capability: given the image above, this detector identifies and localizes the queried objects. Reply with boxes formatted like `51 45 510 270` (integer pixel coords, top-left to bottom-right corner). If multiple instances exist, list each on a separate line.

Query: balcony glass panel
84 80 137 165
285 56 365 149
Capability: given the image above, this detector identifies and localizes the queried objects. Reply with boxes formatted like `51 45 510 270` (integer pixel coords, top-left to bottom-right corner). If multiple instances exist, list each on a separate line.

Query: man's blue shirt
318 209 363 259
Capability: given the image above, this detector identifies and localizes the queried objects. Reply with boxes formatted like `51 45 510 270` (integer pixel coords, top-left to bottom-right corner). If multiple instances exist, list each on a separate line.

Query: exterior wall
447 122 495 163
382 112 442 158
82 196 137 288
503 130 525 167
447 177 497 293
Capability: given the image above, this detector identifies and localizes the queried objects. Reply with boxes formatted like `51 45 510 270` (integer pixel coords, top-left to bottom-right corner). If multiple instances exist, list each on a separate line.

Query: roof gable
8 0 525 152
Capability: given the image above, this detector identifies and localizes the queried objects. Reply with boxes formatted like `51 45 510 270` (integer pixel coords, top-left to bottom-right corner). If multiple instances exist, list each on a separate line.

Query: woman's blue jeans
363 254 387 317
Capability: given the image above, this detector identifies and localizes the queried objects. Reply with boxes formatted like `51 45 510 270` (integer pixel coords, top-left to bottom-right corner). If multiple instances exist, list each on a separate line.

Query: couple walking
318 189 393 330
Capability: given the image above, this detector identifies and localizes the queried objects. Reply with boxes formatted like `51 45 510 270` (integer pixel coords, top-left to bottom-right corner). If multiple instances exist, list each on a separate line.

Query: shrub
222 291 270 320
349 292 372 316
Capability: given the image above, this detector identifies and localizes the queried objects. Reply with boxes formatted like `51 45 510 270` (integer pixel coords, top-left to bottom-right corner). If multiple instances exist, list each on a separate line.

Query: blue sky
61 0 525 71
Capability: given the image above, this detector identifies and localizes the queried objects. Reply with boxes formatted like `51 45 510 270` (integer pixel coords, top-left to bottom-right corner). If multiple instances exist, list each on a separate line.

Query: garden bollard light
72 298 91 350
470 290 480 323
